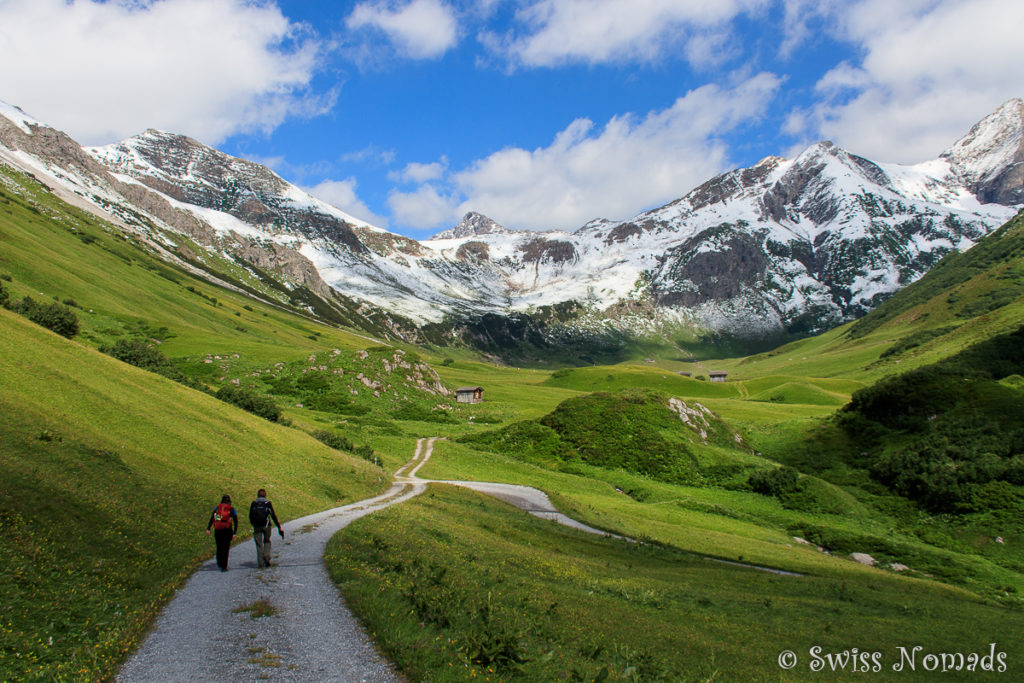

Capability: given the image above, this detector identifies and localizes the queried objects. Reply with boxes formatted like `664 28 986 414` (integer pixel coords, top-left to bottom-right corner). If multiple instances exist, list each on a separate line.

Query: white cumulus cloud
487 0 767 67
388 184 459 229
0 0 330 146
389 159 448 184
392 72 781 231
346 0 459 60
305 178 389 228
800 0 1024 162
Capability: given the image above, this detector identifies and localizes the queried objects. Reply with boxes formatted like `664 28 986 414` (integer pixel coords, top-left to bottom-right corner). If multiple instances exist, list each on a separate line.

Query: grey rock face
433 211 511 239
943 98 1024 206
91 131 368 254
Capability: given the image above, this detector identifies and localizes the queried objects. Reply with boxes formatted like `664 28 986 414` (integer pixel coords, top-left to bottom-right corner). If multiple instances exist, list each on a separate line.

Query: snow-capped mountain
1 97 1021 351
421 100 1021 335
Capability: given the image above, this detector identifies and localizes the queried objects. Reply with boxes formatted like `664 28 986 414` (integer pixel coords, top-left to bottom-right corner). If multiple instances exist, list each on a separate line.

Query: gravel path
119 437 795 681
117 480 424 682
405 438 628 540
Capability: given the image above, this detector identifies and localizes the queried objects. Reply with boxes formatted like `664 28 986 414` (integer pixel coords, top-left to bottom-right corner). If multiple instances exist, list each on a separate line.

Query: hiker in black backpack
249 489 283 568
206 494 238 572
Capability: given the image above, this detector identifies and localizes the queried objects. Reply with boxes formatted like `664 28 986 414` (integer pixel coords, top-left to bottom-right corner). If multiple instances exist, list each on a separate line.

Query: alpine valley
4 90 1024 682
1 98 1023 363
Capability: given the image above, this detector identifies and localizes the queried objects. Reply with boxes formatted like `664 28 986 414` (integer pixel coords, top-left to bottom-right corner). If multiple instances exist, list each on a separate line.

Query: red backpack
213 503 233 530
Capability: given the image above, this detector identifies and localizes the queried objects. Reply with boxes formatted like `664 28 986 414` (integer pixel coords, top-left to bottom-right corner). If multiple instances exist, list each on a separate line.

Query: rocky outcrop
520 238 577 264
455 240 490 262
651 227 769 307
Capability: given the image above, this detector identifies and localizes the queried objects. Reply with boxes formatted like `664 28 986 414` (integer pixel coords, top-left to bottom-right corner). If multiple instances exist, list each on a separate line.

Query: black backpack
251 499 272 528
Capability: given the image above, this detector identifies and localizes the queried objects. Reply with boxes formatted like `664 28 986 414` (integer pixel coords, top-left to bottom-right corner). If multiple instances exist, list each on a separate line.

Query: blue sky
1 1 1022 239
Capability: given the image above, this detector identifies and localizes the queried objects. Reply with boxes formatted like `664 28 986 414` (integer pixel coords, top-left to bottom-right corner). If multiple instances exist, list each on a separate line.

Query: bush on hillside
215 385 282 422
100 338 206 391
12 296 79 338
460 420 570 464
0 281 8 308
390 403 456 423
303 390 357 413
104 338 169 370
353 444 378 465
837 325 1024 512
313 429 354 452
747 466 801 497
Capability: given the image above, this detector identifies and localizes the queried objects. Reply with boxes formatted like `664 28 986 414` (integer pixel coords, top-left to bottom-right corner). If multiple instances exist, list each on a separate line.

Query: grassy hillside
814 327 1024 513
0 163 380 361
0 310 391 680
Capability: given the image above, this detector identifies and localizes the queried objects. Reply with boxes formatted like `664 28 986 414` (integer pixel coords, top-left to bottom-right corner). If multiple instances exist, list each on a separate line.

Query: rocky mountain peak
941 97 1024 205
432 211 511 240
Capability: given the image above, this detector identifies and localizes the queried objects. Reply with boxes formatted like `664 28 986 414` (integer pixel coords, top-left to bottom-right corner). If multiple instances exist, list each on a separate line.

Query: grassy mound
747 381 850 406
462 389 756 485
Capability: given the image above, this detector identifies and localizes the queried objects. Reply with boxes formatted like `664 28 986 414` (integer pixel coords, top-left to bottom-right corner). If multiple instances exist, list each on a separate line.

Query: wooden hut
456 386 484 404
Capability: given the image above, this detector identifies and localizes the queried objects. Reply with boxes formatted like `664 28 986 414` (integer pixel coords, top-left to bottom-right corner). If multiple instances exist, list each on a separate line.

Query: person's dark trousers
214 528 233 570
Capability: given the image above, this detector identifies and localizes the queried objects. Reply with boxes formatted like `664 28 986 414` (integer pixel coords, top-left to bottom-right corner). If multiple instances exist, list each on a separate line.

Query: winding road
117 438 623 681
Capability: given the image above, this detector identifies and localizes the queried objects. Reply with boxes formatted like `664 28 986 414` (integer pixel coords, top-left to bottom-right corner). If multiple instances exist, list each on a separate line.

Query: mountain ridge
1 97 1021 355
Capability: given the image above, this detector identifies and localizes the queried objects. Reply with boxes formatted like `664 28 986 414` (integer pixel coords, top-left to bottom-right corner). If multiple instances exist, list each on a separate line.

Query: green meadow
329 485 1020 682
2 162 1023 681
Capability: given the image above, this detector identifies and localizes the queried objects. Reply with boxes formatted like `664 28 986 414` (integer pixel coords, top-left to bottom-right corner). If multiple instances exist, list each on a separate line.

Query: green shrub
0 281 7 308
747 466 801 497
100 338 206 391
296 371 331 393
303 390 355 413
12 297 79 338
390 403 456 423
104 338 168 370
215 385 281 422
353 444 377 464
312 429 353 451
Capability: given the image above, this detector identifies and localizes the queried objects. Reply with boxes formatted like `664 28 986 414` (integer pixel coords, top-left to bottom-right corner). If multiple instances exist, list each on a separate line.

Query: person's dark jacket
249 496 282 535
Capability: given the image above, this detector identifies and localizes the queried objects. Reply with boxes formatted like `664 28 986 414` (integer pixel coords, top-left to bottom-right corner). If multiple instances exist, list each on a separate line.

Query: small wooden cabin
456 386 484 404
708 371 728 383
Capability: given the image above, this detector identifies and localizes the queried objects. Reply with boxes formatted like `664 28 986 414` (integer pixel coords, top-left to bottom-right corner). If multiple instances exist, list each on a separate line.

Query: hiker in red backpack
206 494 238 572
249 488 283 568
